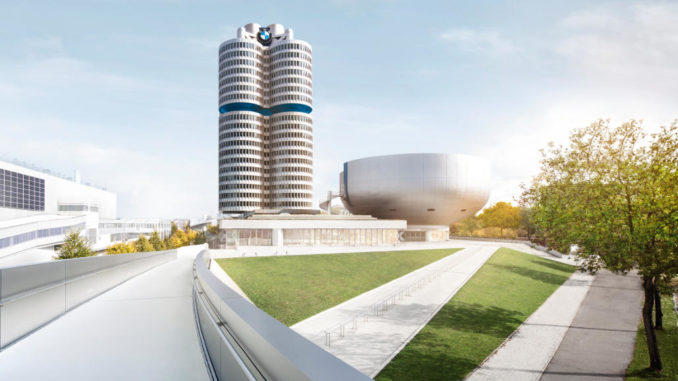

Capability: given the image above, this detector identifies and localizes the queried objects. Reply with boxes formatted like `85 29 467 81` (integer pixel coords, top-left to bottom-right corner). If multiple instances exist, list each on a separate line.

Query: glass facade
0 222 86 249
283 228 398 246
0 169 45 211
58 204 99 212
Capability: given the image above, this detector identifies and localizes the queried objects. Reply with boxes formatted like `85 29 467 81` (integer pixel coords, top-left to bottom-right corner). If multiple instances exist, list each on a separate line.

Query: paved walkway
0 250 210 381
466 271 595 381
540 270 643 381
291 246 498 377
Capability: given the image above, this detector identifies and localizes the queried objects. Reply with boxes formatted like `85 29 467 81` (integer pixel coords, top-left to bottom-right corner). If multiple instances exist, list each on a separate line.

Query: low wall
192 250 371 381
0 250 176 348
449 236 529 244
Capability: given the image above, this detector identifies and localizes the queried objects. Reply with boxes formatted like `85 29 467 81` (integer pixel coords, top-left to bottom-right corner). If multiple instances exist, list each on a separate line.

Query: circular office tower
218 23 313 214
270 37 313 209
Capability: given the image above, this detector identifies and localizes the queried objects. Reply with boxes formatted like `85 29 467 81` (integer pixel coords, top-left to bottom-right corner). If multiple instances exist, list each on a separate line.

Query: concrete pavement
540 270 643 381
466 271 595 381
0 248 210 381
291 245 498 377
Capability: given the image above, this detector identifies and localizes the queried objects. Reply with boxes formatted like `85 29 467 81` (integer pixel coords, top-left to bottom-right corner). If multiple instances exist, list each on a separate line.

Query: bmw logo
257 27 272 46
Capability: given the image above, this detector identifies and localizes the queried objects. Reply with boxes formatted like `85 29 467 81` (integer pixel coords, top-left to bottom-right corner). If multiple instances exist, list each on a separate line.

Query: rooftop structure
0 160 171 262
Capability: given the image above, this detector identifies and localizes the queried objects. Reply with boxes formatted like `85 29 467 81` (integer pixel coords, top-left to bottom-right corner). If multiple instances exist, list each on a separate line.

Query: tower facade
218 23 313 214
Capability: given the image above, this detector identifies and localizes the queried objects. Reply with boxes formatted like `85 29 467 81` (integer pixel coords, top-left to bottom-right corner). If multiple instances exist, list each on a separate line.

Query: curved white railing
192 249 370 381
0 249 176 348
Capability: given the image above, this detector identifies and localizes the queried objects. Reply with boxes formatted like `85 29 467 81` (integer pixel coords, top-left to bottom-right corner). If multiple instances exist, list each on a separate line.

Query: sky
1 0 676 219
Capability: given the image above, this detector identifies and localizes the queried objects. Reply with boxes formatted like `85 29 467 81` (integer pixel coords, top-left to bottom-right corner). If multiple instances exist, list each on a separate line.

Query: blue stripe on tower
219 102 312 115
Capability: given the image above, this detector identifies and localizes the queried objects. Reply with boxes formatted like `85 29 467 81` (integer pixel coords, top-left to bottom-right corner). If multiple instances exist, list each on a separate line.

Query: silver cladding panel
193 250 371 381
0 250 176 348
341 153 491 226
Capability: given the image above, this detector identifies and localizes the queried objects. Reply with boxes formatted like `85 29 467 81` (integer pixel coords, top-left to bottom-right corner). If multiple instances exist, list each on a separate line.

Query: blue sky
1 0 676 219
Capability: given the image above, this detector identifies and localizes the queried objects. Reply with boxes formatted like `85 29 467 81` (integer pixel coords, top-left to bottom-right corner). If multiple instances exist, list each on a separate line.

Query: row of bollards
322 266 451 347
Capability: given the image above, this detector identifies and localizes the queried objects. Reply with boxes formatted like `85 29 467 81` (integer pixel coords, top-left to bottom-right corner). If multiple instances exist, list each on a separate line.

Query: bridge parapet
0 250 176 348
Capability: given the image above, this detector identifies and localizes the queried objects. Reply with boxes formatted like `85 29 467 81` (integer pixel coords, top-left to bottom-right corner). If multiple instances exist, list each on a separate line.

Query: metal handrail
192 249 371 381
321 264 453 347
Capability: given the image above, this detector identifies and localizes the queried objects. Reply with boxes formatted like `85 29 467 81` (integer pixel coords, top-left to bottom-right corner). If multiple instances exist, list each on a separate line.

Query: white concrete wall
0 160 117 220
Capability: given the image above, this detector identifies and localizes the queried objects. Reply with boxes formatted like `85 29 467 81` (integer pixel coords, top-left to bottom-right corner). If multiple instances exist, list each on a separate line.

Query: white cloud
440 28 517 55
0 127 215 220
22 36 66 59
556 2 678 93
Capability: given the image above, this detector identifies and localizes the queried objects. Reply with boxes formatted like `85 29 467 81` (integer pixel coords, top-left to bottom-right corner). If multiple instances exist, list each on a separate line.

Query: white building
0 160 171 262
218 23 314 214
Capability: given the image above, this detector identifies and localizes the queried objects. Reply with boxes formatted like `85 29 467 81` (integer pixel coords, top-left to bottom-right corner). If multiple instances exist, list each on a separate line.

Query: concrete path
291 245 498 377
466 271 595 381
540 270 643 381
0 250 210 381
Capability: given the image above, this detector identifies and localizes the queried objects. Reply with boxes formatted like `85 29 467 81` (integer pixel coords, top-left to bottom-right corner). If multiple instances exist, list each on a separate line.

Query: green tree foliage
522 120 678 372
135 235 155 253
477 202 522 238
149 231 166 251
106 242 136 255
519 206 538 241
56 230 94 259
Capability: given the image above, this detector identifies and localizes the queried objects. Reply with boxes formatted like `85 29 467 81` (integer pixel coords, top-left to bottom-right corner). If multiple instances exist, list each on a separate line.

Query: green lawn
626 293 678 380
376 248 576 381
216 248 461 326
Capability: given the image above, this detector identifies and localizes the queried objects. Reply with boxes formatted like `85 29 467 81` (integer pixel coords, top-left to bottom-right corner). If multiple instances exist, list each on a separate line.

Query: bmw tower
218 23 313 214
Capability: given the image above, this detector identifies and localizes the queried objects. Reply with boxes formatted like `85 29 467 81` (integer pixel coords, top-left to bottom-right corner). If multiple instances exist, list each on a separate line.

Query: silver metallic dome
340 153 490 226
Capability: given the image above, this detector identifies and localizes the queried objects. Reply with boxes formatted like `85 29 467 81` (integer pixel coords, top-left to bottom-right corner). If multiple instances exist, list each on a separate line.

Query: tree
193 230 207 245
135 235 155 253
56 230 94 259
206 223 220 235
149 231 166 251
167 234 183 249
453 216 483 236
185 228 198 245
173 228 188 246
522 120 678 372
106 241 136 255
519 206 538 241
477 202 522 238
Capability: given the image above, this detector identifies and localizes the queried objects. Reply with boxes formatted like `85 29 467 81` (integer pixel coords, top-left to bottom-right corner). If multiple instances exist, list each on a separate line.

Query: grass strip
625 293 678 380
376 247 576 381
216 248 460 326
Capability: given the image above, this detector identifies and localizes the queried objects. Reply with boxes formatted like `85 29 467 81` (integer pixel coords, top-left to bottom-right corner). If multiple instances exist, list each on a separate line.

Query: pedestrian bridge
0 246 369 381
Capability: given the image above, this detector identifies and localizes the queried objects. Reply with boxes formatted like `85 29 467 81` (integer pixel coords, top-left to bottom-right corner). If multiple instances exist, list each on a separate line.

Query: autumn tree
522 120 678 372
106 242 136 255
452 216 483 236
477 201 522 238
185 228 198 245
56 230 94 259
149 231 166 251
135 235 155 253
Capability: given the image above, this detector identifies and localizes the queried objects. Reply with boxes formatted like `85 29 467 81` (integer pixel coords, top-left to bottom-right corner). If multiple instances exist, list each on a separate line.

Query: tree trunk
654 287 663 330
642 278 662 371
